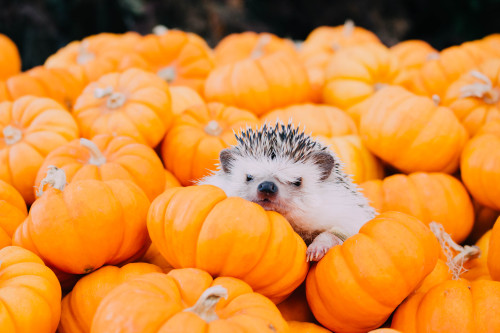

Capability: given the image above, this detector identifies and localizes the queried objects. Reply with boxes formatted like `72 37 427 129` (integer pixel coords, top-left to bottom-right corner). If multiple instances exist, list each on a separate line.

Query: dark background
1 0 500 70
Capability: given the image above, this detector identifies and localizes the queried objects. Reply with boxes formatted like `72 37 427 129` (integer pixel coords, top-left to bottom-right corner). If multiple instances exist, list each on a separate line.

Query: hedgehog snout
257 181 278 196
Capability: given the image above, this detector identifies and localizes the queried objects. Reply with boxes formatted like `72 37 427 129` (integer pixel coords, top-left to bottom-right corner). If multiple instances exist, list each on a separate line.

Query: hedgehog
198 122 376 261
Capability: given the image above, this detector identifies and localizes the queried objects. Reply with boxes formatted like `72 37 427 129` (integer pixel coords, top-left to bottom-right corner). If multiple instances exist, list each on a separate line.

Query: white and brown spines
234 122 329 163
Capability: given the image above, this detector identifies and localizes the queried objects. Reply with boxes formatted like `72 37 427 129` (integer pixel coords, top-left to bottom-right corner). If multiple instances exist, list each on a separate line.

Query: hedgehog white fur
199 122 376 261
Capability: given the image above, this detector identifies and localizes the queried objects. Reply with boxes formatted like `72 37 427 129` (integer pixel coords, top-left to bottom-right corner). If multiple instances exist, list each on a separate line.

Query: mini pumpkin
276 283 315 323
0 34 21 80
488 217 500 281
0 180 27 249
169 85 204 116
147 185 309 303
462 230 492 281
138 243 174 273
91 268 289 332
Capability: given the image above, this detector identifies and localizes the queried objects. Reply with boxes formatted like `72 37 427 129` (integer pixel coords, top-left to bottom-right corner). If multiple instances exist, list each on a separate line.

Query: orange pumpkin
147 185 309 303
369 330 403 333
288 321 331 333
169 85 204 116
0 95 79 203
91 268 289 332
306 211 440 332
34 134 166 201
0 180 27 249
161 102 259 186
443 59 500 136
360 172 474 243
461 120 500 210
72 68 173 147
462 230 492 281
164 168 181 190
0 34 21 80
59 262 162 333
488 217 500 281
204 51 312 116
138 243 174 273
214 31 297 67
0 246 61 333
322 43 401 110
261 103 358 137
276 282 315 323
126 27 214 94
359 86 468 173
13 167 150 275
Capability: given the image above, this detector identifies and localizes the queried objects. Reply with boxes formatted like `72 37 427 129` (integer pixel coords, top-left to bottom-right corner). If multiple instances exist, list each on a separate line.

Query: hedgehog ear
311 151 335 181
219 149 235 174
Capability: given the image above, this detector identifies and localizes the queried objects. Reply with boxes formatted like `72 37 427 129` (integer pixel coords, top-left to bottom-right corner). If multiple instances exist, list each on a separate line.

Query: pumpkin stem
80 138 106 166
250 34 272 59
157 66 177 83
426 52 440 61
37 165 67 197
374 83 387 91
94 86 126 109
3 125 22 145
183 285 228 323
432 94 441 106
460 70 499 104
430 222 481 280
153 25 169 36
343 19 355 37
77 41 96 65
204 120 223 136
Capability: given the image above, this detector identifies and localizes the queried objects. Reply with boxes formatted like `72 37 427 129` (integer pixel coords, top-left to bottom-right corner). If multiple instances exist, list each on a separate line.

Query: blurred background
1 0 500 70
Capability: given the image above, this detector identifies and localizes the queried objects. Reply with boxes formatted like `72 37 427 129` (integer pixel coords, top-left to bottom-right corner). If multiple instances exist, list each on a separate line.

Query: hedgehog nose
258 181 278 194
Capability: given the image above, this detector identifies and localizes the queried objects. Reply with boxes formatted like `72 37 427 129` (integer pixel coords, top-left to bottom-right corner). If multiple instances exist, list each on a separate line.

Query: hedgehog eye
292 178 302 187
246 174 254 182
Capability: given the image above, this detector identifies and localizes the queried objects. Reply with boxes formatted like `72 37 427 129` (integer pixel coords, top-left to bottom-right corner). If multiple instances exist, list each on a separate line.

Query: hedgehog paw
306 232 343 262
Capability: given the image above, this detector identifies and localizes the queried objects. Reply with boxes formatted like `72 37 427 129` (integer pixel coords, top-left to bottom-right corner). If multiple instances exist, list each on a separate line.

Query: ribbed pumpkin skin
443 59 500 136
164 169 181 190
488 217 500 281
169 85 204 116
390 40 437 89
204 51 312 116
288 321 331 333
276 283 315 323
91 269 289 333
360 172 474 243
138 243 174 273
214 31 296 66
0 180 27 249
59 263 162 333
306 211 440 333
0 96 80 203
147 185 309 303
0 34 21 80
72 68 173 147
463 230 492 281
162 102 259 186
261 103 358 137
13 179 150 275
34 134 166 201
461 121 500 210
391 279 500 332
0 246 62 333
360 86 468 174
322 43 401 110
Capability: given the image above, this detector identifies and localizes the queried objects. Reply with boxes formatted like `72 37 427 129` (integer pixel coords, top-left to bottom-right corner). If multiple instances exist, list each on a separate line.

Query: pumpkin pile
1 19 500 333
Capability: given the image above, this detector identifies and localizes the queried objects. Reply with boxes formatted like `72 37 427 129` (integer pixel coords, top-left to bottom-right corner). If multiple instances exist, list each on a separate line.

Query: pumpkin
169 85 204 116
0 95 79 203
34 134 166 201
91 268 289 332
306 211 440 332
462 230 492 281
369 330 403 333
461 120 500 210
59 262 162 333
204 50 312 116
391 223 500 332
0 34 21 80
147 185 309 303
72 68 173 147
443 59 500 136
288 321 331 333
138 243 174 273
317 135 384 184
125 27 214 94
488 217 500 281
360 172 474 243
13 167 150 275
322 43 401 110
161 102 259 186
0 180 27 249
214 31 296 67
466 200 498 244
164 168 181 190
0 246 61 333
359 86 468 173
260 103 358 137
276 283 315 323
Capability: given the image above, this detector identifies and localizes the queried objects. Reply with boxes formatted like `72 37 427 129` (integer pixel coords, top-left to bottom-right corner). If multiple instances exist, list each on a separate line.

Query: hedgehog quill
199 122 376 261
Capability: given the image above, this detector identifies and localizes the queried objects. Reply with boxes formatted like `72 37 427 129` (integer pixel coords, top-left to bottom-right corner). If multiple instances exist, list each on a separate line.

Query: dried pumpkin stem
460 70 500 104
430 222 481 280
37 165 67 197
3 125 22 145
157 66 177 83
426 52 440 61
80 138 106 166
77 41 95 65
204 120 223 136
250 34 272 59
153 25 169 36
183 285 228 323
432 94 441 106
94 86 126 109
343 19 355 37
